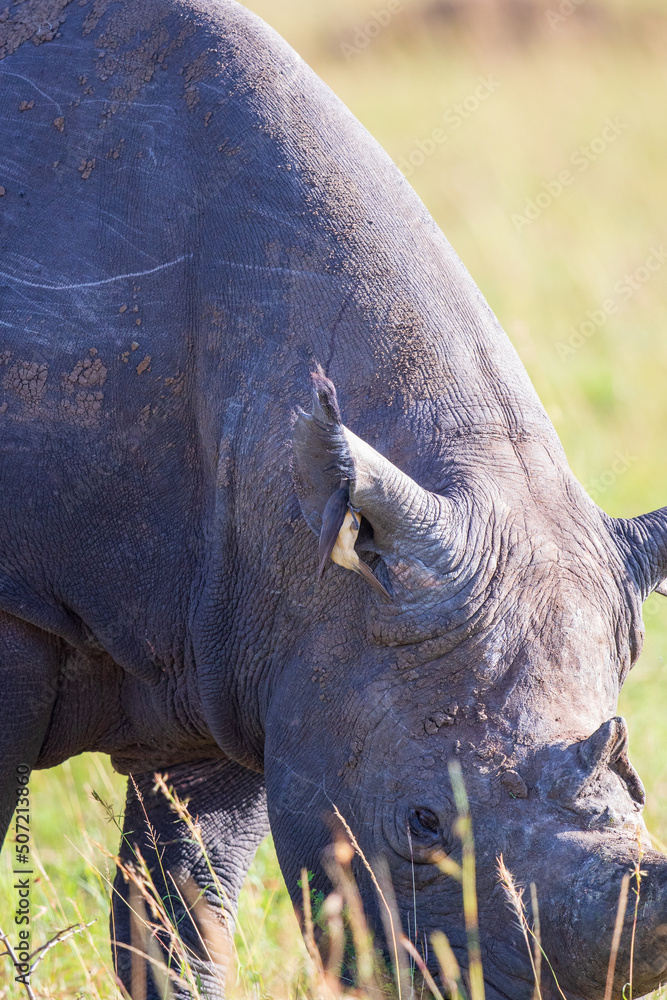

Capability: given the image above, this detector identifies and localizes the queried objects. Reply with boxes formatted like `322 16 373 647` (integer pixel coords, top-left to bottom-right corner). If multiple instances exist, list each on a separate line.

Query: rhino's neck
321 226 562 452
196 3 565 470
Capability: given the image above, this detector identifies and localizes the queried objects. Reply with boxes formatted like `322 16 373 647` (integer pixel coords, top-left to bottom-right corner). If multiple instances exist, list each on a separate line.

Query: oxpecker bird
318 485 391 599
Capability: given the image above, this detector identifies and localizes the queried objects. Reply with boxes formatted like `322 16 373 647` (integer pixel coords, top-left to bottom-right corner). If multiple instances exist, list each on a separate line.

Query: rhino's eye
410 807 439 837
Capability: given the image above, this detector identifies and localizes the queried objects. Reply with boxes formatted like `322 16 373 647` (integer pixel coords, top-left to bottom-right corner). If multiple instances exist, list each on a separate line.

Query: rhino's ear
611 509 667 600
291 368 354 536
292 369 463 577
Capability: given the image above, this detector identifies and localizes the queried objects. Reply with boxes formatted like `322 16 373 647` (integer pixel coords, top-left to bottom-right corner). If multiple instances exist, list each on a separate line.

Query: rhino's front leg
0 612 60 844
111 758 269 999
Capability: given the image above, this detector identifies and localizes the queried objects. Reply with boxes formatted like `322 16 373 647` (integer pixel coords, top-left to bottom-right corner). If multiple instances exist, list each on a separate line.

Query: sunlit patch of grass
0 755 125 999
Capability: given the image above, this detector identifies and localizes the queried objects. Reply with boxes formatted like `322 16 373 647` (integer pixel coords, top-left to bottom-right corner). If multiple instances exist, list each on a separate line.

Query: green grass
3 0 667 995
0 756 126 998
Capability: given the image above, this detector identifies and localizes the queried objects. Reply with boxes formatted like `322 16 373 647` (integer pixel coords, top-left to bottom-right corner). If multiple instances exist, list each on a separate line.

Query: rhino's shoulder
0 0 297 96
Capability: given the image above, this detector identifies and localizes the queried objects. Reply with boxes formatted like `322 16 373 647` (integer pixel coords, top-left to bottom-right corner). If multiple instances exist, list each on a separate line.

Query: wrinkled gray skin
1 1 666 997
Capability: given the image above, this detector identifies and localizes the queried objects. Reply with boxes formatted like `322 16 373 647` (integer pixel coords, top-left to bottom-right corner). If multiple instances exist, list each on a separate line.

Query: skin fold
1 1 666 997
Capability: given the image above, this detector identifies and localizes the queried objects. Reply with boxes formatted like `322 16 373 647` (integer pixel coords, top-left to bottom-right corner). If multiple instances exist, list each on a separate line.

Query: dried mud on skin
2 360 49 415
0 0 207 121
0 0 74 60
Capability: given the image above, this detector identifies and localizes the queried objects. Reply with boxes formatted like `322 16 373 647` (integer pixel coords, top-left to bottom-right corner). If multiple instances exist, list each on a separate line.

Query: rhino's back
0 0 218 667
0 0 560 674
1 0 554 431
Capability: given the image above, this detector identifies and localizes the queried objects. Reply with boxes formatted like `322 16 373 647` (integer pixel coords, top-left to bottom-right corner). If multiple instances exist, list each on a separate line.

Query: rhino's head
264 370 667 999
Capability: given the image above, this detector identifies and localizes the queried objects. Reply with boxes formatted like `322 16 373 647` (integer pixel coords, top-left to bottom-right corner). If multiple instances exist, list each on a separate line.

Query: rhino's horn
612 508 667 599
292 370 463 572
539 716 645 814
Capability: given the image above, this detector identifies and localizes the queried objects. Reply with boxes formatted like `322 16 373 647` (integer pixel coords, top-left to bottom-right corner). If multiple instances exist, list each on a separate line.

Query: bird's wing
318 486 351 578
354 558 392 601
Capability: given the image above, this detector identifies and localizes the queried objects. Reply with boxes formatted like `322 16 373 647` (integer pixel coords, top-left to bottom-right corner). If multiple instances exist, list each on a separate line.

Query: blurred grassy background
2 0 667 995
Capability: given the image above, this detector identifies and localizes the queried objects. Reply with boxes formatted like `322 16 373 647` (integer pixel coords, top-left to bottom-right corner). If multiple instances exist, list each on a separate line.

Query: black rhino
1 0 666 997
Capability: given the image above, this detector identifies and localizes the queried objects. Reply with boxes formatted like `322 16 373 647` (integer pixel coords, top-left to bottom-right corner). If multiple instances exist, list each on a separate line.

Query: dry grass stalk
332 804 404 1000
0 919 95 1000
604 873 630 1000
0 923 37 1000
448 762 484 1000
301 868 344 1000
497 855 542 1000
177 876 230 986
117 854 192 995
153 773 238 987
433 850 462 884
108 788 232 1000
329 838 379 995
529 883 542 1000
430 930 462 1000
401 933 445 1000
628 831 647 1000
152 773 234 918
77 837 190 995
301 868 327 993
372 854 412 999
129 880 148 1000
496 856 568 1000
321 890 345 986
